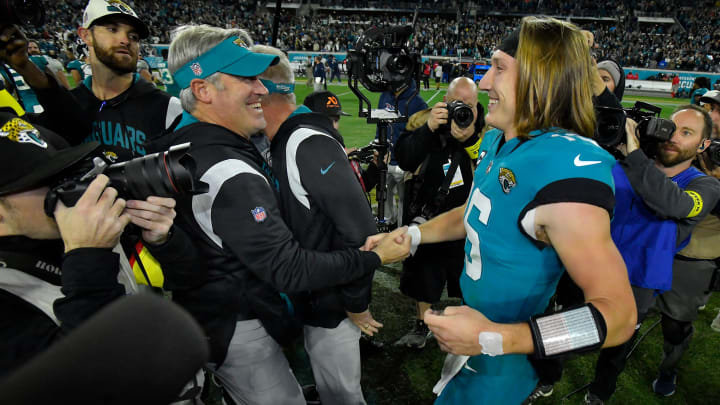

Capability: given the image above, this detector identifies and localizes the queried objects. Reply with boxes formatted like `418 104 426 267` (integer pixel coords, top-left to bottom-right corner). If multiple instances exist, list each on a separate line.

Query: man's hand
346 309 383 336
424 306 491 356
0 24 30 69
625 118 640 154
368 226 411 264
450 120 475 142
124 196 177 245
427 102 448 132
54 175 131 253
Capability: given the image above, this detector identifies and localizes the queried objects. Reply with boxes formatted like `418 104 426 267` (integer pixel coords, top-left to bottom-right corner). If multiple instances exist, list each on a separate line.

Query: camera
44 143 208 217
1 0 45 26
347 25 420 93
596 102 675 158
438 100 477 132
348 140 388 165
706 139 720 167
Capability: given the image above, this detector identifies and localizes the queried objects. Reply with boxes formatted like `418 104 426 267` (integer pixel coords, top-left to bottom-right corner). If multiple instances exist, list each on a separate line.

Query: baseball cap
0 112 99 196
173 36 279 89
700 90 720 105
303 91 351 118
82 0 149 39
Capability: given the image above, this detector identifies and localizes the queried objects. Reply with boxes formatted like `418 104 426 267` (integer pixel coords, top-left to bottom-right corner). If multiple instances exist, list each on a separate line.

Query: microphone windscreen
0 294 209 404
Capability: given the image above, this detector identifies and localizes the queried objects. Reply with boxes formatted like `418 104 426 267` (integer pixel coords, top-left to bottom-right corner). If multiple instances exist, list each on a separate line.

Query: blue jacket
611 163 704 292
376 81 428 164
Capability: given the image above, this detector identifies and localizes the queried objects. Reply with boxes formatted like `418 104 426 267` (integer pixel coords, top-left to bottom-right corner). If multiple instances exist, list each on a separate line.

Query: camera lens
386 55 411 75
453 107 474 129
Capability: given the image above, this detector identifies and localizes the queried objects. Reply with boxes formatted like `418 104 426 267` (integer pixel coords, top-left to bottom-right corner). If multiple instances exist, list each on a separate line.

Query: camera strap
421 148 463 219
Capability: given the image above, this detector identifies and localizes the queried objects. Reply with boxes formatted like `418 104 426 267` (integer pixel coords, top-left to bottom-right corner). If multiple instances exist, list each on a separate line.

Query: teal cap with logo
260 79 295 94
173 37 279 89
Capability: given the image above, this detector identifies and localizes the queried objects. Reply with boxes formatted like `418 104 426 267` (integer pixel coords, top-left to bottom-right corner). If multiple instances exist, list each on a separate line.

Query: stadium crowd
19 0 720 73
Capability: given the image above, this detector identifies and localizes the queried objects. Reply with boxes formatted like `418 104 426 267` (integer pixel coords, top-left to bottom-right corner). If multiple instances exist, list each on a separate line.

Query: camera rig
346 22 422 232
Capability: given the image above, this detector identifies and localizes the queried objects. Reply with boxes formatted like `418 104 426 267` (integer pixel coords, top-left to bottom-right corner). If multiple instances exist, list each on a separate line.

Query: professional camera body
596 101 675 158
1 0 45 26
347 25 420 94
438 100 475 132
43 143 208 217
706 139 720 167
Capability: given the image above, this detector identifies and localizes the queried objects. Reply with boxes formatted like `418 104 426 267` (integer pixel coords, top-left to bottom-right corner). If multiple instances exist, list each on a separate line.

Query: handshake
360 226 418 265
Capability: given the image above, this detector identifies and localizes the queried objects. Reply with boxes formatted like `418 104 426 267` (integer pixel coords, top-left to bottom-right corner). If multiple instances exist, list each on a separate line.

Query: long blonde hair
514 16 597 139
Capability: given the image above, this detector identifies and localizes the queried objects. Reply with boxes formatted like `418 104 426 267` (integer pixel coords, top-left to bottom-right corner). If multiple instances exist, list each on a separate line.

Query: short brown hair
673 104 712 140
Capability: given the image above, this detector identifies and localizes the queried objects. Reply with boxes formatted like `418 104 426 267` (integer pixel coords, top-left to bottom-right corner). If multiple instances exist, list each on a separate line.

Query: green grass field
287 80 720 405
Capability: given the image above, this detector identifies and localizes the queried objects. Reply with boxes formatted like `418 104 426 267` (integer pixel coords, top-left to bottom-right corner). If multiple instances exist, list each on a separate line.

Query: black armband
528 302 607 359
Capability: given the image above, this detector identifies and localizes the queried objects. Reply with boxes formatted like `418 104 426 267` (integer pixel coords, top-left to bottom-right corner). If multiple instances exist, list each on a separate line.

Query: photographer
0 112 182 377
700 90 720 137
585 105 720 404
164 26 409 405
376 79 428 228
393 76 482 349
649 134 720 396
0 0 182 162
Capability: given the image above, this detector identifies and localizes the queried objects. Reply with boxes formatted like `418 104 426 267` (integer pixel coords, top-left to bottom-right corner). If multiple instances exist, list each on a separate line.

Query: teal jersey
437 128 616 405
156 61 181 97
29 55 48 72
1 65 43 113
66 59 85 81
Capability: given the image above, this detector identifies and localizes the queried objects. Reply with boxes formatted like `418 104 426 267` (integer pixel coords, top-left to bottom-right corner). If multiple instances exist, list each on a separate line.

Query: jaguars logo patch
0 118 47 148
106 0 135 16
103 151 119 163
498 167 516 194
233 38 248 48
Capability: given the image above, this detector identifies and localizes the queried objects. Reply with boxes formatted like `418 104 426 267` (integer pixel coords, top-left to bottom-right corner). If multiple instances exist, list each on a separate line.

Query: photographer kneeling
393 76 483 348
0 112 179 377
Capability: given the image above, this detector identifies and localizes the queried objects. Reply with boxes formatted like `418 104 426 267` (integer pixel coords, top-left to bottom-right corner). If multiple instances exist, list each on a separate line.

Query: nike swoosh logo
320 161 336 175
574 154 602 167
463 363 477 373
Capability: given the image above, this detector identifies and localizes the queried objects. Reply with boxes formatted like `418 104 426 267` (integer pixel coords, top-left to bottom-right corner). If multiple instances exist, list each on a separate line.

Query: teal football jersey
66 59 85 81
1 65 43 113
437 128 616 405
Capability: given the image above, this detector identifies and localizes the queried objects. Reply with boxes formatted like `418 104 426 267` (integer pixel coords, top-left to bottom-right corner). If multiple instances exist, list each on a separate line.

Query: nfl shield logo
190 62 203 76
251 207 267 223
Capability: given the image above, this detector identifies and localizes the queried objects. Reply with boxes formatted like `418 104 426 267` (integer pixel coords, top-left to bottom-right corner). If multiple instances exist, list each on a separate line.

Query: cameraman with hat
0 111 183 377
392 76 483 349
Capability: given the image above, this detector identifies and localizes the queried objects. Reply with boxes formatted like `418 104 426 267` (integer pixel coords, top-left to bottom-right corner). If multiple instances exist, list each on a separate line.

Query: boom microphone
0 294 209 404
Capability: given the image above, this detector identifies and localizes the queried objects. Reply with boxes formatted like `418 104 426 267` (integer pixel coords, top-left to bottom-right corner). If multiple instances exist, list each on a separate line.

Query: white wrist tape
407 225 421 256
478 332 504 356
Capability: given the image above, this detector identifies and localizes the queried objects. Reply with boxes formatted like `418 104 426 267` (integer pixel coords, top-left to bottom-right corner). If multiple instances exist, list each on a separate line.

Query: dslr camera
1 0 44 26
706 139 720 167
596 101 675 158
438 100 480 133
44 143 208 217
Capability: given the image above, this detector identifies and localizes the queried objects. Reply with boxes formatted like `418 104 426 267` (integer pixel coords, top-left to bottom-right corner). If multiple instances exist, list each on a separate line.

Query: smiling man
164 25 410 405
386 18 637 405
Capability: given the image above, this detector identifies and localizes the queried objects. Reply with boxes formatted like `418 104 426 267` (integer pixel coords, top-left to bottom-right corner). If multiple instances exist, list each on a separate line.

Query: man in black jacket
256 45 379 405
165 26 410 405
393 76 483 348
0 0 182 161
0 111 183 378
